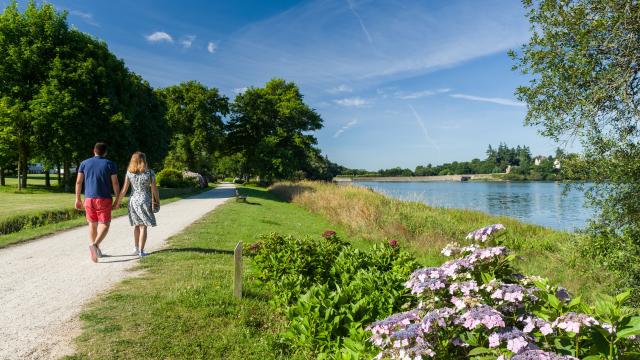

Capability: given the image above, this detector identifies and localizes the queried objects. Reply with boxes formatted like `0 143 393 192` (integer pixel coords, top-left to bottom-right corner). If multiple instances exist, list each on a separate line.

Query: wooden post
234 242 243 299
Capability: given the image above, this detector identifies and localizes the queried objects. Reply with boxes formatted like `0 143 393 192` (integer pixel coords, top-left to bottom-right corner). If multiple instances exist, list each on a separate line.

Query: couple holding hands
75 142 159 262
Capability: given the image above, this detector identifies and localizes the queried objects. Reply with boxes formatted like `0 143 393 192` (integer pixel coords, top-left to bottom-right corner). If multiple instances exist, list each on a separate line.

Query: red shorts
84 198 113 223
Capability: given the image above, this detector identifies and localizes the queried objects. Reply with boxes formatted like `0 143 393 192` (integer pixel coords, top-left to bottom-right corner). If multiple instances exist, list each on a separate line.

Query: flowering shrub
250 232 420 358
368 224 640 359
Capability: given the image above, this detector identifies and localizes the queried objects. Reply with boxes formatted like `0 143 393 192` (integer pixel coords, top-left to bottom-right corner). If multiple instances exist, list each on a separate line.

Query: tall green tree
0 1 68 189
226 78 323 180
511 0 640 294
158 81 228 175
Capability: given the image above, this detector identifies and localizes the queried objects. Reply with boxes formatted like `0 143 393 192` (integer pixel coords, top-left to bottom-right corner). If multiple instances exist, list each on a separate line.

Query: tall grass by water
269 181 615 301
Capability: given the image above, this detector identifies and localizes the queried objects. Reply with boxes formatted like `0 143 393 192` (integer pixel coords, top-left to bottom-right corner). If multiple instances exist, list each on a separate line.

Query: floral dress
127 170 157 226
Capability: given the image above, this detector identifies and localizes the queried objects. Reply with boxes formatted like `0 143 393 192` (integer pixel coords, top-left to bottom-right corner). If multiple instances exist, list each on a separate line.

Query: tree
158 81 228 175
0 1 68 189
511 0 640 295
226 78 323 180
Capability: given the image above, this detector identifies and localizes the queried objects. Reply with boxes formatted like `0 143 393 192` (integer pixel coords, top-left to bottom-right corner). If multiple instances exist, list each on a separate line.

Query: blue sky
7 0 572 170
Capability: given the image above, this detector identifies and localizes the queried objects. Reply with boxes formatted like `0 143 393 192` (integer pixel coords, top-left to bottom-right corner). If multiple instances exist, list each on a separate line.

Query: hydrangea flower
491 284 527 303
488 328 531 353
553 312 598 334
457 305 506 330
521 316 554 335
466 224 506 242
449 280 479 296
421 308 455 333
511 350 578 360
368 309 421 346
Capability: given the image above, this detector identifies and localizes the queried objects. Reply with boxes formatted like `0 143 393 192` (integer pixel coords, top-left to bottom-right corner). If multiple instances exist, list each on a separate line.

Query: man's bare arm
111 174 120 207
75 173 84 210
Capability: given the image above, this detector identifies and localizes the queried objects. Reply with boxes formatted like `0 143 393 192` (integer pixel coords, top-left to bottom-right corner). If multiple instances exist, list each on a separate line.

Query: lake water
352 181 593 231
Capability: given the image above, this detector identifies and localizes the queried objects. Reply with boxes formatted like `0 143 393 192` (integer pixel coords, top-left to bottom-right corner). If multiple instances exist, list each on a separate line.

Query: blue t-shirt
78 156 118 199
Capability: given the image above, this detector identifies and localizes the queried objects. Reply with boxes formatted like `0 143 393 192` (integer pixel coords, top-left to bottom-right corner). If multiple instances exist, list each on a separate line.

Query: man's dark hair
94 142 108 156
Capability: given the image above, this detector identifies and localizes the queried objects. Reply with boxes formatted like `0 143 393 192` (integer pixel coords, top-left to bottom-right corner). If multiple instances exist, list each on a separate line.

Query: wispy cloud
334 97 369 107
70 10 98 27
213 0 529 88
207 42 218 53
395 90 435 100
334 119 359 138
233 87 248 94
180 35 196 48
145 31 173 43
450 93 525 107
408 104 440 153
328 84 353 94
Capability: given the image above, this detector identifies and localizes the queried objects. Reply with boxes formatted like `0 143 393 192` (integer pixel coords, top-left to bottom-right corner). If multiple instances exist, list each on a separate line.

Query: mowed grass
270 181 616 302
0 175 72 218
67 187 349 360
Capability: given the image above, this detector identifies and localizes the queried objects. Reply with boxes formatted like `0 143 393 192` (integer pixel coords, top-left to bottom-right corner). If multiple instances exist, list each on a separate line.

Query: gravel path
0 184 234 360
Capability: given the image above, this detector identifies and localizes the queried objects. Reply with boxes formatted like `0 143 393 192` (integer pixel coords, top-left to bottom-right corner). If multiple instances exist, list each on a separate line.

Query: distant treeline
335 143 589 181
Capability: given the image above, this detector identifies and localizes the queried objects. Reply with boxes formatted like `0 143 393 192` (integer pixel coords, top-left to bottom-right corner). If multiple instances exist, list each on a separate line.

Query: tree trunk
57 164 61 186
45 170 50 187
63 161 71 192
0 167 5 186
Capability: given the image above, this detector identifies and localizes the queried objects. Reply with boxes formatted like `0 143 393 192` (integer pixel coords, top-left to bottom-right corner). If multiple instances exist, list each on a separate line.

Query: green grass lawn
0 184 215 249
67 186 349 360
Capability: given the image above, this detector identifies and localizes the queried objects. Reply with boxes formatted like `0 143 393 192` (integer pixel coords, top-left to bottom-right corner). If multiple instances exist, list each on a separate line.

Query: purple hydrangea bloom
491 284 527 303
511 350 578 360
488 328 531 353
457 305 505 330
449 280 480 296
421 308 455 334
553 312 598 334
521 316 554 335
466 224 506 242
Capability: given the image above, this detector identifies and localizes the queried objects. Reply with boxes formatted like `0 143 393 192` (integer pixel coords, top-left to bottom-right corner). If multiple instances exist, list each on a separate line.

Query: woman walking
114 152 159 257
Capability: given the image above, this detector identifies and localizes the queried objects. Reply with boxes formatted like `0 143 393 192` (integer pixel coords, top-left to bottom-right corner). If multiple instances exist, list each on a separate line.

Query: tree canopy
226 79 323 180
511 0 640 295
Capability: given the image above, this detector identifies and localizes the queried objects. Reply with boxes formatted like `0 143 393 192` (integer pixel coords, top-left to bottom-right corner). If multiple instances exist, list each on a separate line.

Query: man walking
75 143 120 263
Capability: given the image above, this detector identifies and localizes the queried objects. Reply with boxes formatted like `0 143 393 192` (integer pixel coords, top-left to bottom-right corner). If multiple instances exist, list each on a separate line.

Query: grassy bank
68 187 353 359
0 185 214 249
270 181 614 301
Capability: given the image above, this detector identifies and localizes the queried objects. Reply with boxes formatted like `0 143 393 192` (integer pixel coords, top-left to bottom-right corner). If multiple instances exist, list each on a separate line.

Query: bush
157 168 192 188
248 231 420 358
233 178 245 184
0 208 82 235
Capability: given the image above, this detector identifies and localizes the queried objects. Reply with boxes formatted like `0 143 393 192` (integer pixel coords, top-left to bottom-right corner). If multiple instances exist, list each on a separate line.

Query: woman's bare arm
151 178 160 208
114 177 129 208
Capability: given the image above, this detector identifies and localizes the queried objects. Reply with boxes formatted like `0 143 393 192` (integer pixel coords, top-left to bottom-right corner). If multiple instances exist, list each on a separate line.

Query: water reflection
351 181 592 231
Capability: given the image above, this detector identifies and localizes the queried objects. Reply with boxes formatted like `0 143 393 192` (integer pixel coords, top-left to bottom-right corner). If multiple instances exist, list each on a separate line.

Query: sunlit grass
269 181 615 301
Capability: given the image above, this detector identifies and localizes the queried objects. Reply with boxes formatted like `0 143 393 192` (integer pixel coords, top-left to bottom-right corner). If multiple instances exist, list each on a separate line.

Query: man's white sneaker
132 246 139 255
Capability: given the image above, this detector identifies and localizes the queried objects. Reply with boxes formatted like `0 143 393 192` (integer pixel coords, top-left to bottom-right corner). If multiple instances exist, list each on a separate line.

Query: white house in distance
533 155 561 169
27 163 76 174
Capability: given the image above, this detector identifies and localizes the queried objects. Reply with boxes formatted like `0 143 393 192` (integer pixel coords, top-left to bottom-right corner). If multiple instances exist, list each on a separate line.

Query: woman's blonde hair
127 151 148 174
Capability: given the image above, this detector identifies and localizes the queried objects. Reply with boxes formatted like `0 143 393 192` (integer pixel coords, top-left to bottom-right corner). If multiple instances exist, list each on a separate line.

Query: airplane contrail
408 104 441 155
346 0 374 44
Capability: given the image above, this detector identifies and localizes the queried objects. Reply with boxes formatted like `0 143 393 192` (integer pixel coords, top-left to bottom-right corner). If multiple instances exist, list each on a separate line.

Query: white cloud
233 87 248 94
450 93 525 107
180 35 196 48
70 10 98 26
207 42 218 53
334 97 369 107
334 119 359 138
145 32 173 43
328 84 352 93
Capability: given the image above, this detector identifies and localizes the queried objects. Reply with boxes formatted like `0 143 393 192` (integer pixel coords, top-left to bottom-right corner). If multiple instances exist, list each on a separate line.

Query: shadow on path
151 247 234 256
